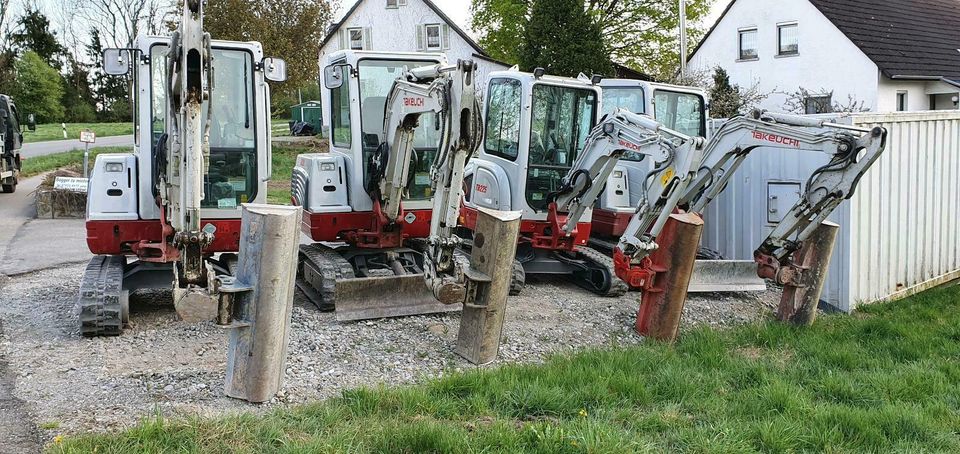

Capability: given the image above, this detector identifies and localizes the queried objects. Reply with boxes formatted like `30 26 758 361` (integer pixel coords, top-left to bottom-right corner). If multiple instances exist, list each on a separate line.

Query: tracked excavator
541 109 886 310
460 70 628 297
76 0 287 336
292 51 483 320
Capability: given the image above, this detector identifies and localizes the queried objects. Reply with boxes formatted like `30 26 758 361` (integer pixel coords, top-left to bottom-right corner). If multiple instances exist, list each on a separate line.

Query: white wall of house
689 0 881 112
319 0 507 86
876 78 930 112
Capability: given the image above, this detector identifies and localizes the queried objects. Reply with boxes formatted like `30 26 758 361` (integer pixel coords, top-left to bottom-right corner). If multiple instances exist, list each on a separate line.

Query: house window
804 94 833 114
348 28 364 50
739 28 758 60
778 23 798 56
897 91 908 111
425 24 442 50
386 0 397 7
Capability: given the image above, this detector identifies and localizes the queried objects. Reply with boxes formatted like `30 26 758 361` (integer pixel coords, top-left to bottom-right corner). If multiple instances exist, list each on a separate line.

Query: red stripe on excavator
458 205 591 250
301 209 432 243
86 219 243 255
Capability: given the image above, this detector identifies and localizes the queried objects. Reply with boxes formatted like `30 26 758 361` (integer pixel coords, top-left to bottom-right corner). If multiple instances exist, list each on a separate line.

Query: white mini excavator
293 51 484 320
78 0 286 336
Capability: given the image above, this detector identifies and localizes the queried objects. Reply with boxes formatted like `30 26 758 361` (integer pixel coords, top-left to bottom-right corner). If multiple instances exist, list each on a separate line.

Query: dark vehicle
0 95 35 193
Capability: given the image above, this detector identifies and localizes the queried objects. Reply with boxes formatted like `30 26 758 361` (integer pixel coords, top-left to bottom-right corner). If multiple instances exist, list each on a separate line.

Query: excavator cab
461 71 626 296
593 80 709 239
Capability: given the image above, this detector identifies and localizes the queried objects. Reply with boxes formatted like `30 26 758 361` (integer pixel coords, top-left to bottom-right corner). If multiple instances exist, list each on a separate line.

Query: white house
319 0 510 85
689 0 960 113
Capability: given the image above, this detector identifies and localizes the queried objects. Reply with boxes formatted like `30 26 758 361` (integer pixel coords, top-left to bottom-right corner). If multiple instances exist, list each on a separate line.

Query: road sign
79 130 96 143
53 177 89 193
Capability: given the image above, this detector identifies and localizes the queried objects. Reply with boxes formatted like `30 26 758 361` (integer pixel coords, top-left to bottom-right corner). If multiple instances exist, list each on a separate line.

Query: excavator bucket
297 244 460 322
687 260 766 293
332 274 460 321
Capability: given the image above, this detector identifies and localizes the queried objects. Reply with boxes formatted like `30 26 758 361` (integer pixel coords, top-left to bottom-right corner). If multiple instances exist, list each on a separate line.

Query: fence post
777 221 839 326
220 204 302 403
635 212 704 342
455 207 522 365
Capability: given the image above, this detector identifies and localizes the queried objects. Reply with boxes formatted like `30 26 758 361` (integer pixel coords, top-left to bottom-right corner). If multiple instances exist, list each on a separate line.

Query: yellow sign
660 168 675 187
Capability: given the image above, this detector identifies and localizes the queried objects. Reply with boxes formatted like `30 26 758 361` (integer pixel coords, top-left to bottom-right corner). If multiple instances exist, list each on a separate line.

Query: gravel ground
0 263 779 442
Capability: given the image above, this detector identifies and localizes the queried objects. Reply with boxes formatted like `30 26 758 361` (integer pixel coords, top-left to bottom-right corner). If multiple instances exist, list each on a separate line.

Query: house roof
321 0 491 57
691 0 960 85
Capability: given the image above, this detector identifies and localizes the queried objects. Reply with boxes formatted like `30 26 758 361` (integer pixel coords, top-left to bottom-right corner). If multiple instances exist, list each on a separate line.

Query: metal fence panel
701 111 960 312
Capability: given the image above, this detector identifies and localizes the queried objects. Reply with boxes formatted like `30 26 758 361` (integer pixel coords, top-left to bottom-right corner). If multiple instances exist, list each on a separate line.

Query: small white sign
54 177 89 193
404 212 417 224
79 130 96 144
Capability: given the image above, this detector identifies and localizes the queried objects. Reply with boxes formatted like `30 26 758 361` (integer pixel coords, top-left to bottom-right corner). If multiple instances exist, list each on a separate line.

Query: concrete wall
876 78 931 112
690 0 881 112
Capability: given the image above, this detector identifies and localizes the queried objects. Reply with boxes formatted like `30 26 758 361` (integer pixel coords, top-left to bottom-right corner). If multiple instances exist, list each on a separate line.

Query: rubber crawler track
76 255 125 337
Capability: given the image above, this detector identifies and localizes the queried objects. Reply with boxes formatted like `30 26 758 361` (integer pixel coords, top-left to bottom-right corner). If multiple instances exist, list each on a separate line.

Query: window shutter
364 27 372 50
339 29 347 50
416 24 425 51
442 24 451 50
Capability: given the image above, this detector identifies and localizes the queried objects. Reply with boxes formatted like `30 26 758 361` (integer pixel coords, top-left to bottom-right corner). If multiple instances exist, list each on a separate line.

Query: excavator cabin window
652 90 705 137
526 84 597 212
150 45 258 209
356 58 441 200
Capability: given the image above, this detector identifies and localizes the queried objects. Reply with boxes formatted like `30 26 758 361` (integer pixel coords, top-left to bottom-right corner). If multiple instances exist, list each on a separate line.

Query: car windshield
526 83 597 211
357 58 442 200
150 45 258 209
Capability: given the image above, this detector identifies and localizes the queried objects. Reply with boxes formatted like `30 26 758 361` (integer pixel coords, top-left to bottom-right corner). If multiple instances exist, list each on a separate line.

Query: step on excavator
292 51 484 320
77 0 287 336
538 108 886 321
0 95 32 193
460 70 629 297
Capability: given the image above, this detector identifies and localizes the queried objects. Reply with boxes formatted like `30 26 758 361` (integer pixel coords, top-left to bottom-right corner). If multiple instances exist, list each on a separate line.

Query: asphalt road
21 135 134 159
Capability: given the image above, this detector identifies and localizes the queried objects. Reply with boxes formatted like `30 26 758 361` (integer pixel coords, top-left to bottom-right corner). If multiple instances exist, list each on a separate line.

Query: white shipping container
701 111 960 312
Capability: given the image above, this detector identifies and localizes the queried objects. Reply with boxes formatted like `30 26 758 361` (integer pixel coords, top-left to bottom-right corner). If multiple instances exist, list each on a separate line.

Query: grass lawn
21 123 133 143
20 147 129 178
50 284 960 452
19 143 320 203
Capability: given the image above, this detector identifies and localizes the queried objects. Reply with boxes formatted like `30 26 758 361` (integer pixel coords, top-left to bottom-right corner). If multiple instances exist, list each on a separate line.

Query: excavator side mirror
263 57 287 82
323 64 346 89
103 48 132 75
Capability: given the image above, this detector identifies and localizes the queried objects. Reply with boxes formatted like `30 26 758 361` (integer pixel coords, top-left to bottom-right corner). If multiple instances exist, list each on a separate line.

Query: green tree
470 0 529 64
62 56 98 122
12 51 65 122
204 0 334 114
519 0 611 77
708 67 741 118
86 28 130 122
7 8 64 68
471 0 712 79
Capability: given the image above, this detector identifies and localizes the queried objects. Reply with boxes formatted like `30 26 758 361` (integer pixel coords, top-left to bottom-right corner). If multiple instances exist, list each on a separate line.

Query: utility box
289 101 322 133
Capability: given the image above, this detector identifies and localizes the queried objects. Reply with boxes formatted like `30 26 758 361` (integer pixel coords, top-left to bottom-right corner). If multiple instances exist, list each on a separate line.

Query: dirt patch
0 264 778 443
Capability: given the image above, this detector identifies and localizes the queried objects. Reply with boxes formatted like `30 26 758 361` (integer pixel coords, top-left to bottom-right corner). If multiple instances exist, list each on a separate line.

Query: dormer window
425 24 442 50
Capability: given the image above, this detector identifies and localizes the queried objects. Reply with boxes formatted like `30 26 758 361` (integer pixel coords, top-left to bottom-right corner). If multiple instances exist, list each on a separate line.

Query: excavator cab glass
149 45 259 209
653 90 705 137
525 84 597 211
357 59 441 200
